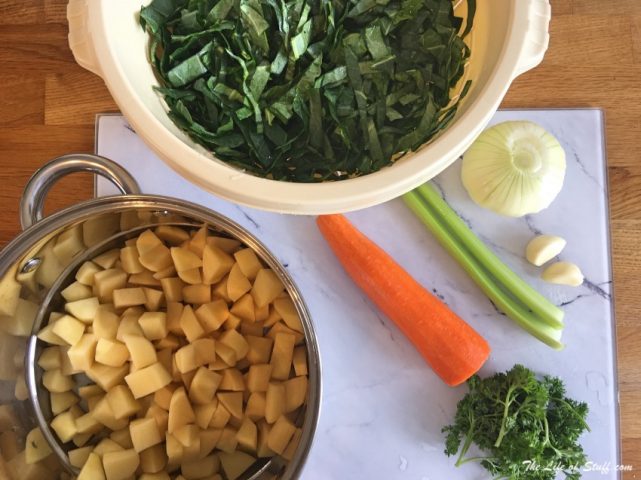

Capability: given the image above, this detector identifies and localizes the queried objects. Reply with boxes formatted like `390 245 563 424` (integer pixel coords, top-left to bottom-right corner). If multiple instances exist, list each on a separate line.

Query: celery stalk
402 190 564 350
414 184 564 329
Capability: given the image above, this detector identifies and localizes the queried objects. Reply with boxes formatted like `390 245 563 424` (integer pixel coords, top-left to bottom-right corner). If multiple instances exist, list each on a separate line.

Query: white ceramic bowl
68 0 550 214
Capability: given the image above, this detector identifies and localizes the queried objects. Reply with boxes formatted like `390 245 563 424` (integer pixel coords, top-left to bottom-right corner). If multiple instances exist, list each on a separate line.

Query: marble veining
96 109 618 479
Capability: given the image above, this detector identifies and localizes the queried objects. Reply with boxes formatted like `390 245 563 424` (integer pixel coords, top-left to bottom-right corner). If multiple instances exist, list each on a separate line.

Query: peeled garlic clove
461 121 566 217
541 261 584 287
525 235 567 266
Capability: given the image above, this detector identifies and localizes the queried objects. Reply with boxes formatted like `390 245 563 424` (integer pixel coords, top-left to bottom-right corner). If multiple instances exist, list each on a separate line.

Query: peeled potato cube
216 427 239 454
146 405 169 437
284 375 308 412
247 364 272 393
180 305 205 342
219 329 249 360
268 321 304 345
292 346 308 376
91 396 130 431
116 315 144 341
212 276 232 303
93 438 125 457
36 322 66 346
225 314 242 331
217 392 243 421
113 288 146 309
128 270 161 287
78 384 104 399
175 344 199 374
93 309 119 339
183 284 211 304
245 392 266 422
75 412 103 435
227 263 251 302
93 249 121 269
93 269 128 303
51 410 77 442
125 362 172 398
51 314 85 345
61 281 94 302
161 277 185 303
171 247 202 272
123 334 157 369
67 333 97 371
69 446 93 469
50 391 79 415
199 428 223 457
174 424 199 447
95 338 129 367
102 449 140 480
37 346 61 370
216 342 238 367
270 332 296 380
25 427 52 464
129 417 162 452
77 452 105 480
207 236 241 254
154 384 176 410
202 244 234 284
139 443 167 474
76 261 102 286
143 288 165 312
245 335 273 365
254 302 269 323
168 387 196 433
251 269 284 308
182 454 220 480
188 226 208 256
43 369 75 393
155 225 190 245
153 265 177 280
282 427 302 461
219 451 256 480
220 368 245 392
210 403 231 429
230 294 255 322
139 244 173 273
106 385 141 420
236 418 257 453
233 248 262 280
193 337 216 365
272 297 303 333
265 383 286 424
165 432 184 466
267 415 296 454
86 363 129 391
136 230 163 255
120 246 144 274
194 403 218 430
189 367 222 405
195 300 229 333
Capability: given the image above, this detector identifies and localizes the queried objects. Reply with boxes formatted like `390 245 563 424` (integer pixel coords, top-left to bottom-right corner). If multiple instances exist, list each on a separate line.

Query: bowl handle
20 154 141 230
67 0 102 77
512 0 551 79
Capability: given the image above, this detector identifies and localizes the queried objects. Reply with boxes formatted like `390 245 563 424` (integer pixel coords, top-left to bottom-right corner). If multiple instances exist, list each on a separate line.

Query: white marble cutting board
96 109 619 480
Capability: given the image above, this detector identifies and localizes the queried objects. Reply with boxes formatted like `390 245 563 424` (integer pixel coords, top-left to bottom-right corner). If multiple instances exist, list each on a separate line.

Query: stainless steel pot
0 154 321 479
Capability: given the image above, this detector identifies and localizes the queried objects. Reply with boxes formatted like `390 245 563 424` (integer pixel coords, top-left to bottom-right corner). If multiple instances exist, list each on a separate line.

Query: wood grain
0 0 638 477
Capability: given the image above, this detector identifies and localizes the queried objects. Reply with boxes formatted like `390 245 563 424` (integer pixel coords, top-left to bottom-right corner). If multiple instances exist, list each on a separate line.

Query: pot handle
513 0 551 79
20 154 141 230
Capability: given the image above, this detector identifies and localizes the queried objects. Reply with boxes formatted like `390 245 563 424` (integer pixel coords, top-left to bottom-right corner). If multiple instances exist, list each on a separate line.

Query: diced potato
125 362 172 398
93 269 128 303
171 247 202 272
175 343 199 374
161 277 185 303
74 432 94 449
267 321 304 345
293 346 308 376
77 452 106 480
76 261 102 286
183 284 211 305
182 454 220 479
254 303 269 323
267 415 296 454
36 322 66 346
106 385 141 419
194 403 218 430
143 288 165 312
180 305 205 342
51 410 77 442
61 281 94 302
195 300 228 333
165 432 184 466
207 236 241 254
282 427 302 461
182 369 197 390
220 368 245 392
113 288 147 309
174 424 198 447
50 391 79 415
217 392 243 421
91 396 129 431
247 364 272 393
0 298 39 336
67 333 97 371
239 321 263 337
216 427 239 454
270 332 296 380
245 392 266 422
93 249 121 270
156 225 190 245
219 450 256 480
93 308 119 340
93 438 125 456
189 367 222 405
168 387 196 432
199 428 223 457
215 342 238 367
156 347 174 374
224 314 242 331
102 449 140 480
251 269 284 308
202 244 234 285
193 337 216 365
146 405 169 437
59 345 81 375
86 363 129 391
230 294 255 323
129 417 162 452
110 428 133 449
209 403 231 429
139 243 173 273
178 267 202 286
245 335 273 365
119 245 144 274
140 443 167 474
265 383 286 424
272 297 303 333
37 346 61 370
227 264 251 302
219 329 249 360
128 270 161 287
69 446 93 469
95 338 129 367
43 369 75 393
263 306 282 328
188 226 208 257
153 265 177 280
51 314 85 345
233 248 262 281
116 315 144 341
166 302 184 335
123 334 157 369
75 412 103 435
236 418 257 453
284 376 307 412
212 276 232 303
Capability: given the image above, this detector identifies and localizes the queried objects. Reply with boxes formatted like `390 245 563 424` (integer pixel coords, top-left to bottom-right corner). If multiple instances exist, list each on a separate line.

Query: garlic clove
525 235 567 267
461 121 566 217
541 261 584 287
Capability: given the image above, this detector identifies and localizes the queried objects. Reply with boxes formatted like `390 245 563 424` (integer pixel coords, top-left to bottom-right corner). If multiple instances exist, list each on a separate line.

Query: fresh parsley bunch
443 365 590 480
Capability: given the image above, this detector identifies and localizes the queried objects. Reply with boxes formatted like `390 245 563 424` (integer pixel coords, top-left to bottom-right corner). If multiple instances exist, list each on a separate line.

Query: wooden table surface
0 0 639 476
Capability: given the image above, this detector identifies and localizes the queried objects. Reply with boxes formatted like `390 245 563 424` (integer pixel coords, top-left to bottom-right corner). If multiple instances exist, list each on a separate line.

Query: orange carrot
317 214 490 386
